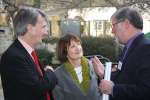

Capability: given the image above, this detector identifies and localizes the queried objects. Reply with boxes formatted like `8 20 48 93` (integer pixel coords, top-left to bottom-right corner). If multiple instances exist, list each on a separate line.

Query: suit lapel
14 39 33 61
14 39 42 77
114 34 144 79
122 34 144 67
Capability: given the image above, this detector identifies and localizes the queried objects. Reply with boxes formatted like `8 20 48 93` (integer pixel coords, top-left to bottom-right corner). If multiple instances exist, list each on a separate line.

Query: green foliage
145 32 150 39
42 37 59 44
33 0 40 8
36 49 54 66
81 35 120 62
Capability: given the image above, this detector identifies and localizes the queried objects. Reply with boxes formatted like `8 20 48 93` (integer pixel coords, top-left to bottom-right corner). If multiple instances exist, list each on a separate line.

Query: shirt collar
126 32 143 49
18 37 34 56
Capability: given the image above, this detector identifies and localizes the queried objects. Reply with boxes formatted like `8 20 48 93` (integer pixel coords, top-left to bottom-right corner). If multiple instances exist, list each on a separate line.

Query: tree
2 0 150 17
104 0 150 13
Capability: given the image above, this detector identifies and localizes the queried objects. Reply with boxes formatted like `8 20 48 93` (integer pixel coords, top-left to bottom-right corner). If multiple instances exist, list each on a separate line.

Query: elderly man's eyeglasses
112 19 124 27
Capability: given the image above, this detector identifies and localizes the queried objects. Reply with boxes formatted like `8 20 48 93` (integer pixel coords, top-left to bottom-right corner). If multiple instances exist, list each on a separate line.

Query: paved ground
0 89 4 100
0 77 4 100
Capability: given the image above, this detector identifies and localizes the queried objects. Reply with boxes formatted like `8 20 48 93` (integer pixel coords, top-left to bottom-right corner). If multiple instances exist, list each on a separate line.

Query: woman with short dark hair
52 33 101 100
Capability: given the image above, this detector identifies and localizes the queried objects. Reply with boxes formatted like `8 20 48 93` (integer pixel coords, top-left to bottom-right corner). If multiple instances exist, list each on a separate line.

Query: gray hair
13 7 47 36
112 7 143 30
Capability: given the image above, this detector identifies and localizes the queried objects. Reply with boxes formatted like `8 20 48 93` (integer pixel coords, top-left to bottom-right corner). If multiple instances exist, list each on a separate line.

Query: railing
85 54 118 71
85 54 110 64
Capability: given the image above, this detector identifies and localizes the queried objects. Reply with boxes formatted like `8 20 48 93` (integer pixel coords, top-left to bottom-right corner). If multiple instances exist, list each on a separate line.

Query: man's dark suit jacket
0 39 57 100
111 34 150 100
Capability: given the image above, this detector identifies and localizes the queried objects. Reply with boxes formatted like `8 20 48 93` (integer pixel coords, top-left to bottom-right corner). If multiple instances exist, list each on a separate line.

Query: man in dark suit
92 7 150 100
0 7 57 100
